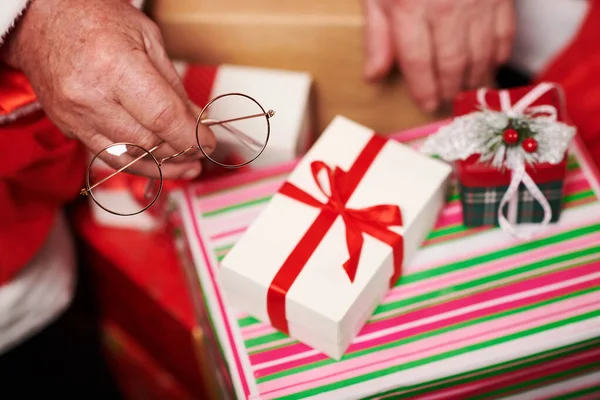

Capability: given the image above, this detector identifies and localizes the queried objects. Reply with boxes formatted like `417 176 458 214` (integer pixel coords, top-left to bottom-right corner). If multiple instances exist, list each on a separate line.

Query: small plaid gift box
456 154 567 227
422 82 576 239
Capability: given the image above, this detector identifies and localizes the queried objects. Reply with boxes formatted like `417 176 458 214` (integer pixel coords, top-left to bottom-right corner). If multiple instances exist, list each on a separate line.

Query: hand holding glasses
81 93 274 216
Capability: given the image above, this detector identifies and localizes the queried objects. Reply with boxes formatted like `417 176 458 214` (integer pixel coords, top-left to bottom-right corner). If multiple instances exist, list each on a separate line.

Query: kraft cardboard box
146 0 444 135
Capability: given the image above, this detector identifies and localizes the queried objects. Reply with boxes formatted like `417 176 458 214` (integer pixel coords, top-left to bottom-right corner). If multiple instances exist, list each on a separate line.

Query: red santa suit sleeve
0 0 143 354
0 1 29 45
0 0 146 285
535 1 600 165
0 1 87 286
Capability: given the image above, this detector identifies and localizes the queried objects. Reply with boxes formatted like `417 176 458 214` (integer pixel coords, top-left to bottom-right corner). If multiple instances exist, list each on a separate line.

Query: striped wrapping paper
171 121 600 400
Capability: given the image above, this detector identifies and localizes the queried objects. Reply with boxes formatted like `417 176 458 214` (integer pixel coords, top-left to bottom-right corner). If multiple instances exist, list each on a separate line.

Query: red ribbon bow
267 135 405 334
280 161 403 282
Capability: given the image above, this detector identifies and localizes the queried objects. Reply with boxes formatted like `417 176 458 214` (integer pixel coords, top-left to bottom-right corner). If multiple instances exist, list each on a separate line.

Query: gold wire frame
81 92 275 216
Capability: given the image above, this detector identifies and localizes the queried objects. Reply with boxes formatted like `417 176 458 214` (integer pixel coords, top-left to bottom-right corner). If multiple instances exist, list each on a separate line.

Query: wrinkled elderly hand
1 0 215 179
364 0 516 112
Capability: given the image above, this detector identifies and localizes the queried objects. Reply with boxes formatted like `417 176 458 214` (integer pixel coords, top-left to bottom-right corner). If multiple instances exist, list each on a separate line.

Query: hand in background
363 0 516 112
1 0 216 179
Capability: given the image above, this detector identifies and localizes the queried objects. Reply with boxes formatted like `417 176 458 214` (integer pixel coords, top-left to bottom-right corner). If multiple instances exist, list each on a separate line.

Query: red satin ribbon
267 135 404 334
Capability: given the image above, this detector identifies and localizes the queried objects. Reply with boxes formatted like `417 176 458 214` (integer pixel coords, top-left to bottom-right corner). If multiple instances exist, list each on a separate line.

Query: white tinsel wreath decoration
421 108 576 170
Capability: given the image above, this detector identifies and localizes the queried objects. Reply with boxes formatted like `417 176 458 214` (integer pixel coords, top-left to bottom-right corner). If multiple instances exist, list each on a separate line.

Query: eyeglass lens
87 143 162 216
198 94 269 168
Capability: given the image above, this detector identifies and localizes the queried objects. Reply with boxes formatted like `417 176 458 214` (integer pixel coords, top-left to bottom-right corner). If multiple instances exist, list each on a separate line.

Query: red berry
522 137 538 153
503 128 519 145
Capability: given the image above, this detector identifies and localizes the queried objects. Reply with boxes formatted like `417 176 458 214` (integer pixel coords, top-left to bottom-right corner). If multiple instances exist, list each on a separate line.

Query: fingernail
364 66 375 81
364 63 380 81
182 167 201 180
199 134 216 155
423 100 438 112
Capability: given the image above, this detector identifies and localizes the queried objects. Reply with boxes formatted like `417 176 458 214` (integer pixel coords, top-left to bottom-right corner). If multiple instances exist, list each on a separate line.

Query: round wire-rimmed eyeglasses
80 92 275 216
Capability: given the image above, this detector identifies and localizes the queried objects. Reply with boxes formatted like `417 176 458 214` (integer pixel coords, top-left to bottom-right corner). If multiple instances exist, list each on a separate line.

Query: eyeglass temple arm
200 110 274 151
153 113 272 196
160 111 272 165
201 118 263 151
80 142 165 195
202 110 275 128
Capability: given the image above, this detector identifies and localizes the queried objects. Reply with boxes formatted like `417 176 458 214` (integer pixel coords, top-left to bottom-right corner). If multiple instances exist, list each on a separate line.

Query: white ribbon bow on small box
421 82 576 240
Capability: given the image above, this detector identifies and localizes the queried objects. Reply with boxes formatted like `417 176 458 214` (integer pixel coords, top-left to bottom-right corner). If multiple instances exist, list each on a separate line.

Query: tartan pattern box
459 177 564 227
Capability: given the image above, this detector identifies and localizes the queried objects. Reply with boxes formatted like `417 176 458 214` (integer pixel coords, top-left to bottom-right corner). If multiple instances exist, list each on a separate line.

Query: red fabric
0 64 219 285
102 319 197 400
0 68 37 115
72 205 205 395
536 1 600 166
182 65 218 109
268 135 404 334
0 67 85 285
452 84 568 187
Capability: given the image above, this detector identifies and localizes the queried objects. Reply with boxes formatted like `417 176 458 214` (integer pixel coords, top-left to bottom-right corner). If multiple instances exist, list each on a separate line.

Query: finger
467 1 495 88
390 3 439 111
142 25 190 102
79 127 202 181
77 130 163 179
115 51 216 154
494 0 517 64
188 102 202 119
363 0 394 81
144 31 203 129
429 0 469 102
97 102 201 163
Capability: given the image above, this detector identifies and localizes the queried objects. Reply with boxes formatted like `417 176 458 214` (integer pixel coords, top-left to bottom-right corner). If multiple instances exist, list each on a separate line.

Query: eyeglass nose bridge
157 144 199 166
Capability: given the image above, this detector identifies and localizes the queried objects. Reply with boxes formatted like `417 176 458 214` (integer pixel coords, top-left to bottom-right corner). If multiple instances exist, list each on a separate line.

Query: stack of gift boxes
168 83 600 398
82 69 600 397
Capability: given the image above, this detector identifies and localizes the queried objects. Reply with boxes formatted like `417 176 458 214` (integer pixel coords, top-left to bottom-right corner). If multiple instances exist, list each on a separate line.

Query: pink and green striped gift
170 121 600 399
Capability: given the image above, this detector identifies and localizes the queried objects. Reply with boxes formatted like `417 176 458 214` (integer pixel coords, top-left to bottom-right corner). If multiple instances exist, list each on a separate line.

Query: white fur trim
0 101 41 125
131 0 145 10
0 0 29 46
172 60 189 77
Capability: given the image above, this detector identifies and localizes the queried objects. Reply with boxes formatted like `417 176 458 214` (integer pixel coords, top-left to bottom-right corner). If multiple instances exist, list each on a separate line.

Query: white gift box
90 63 313 230
219 116 452 359
195 63 314 167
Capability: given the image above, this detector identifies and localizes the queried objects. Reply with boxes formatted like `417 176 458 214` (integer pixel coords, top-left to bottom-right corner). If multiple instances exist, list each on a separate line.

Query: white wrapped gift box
219 116 452 359
89 63 313 230
199 63 314 167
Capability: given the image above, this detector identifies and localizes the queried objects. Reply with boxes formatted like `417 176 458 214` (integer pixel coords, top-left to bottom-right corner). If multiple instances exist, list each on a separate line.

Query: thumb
363 0 394 81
